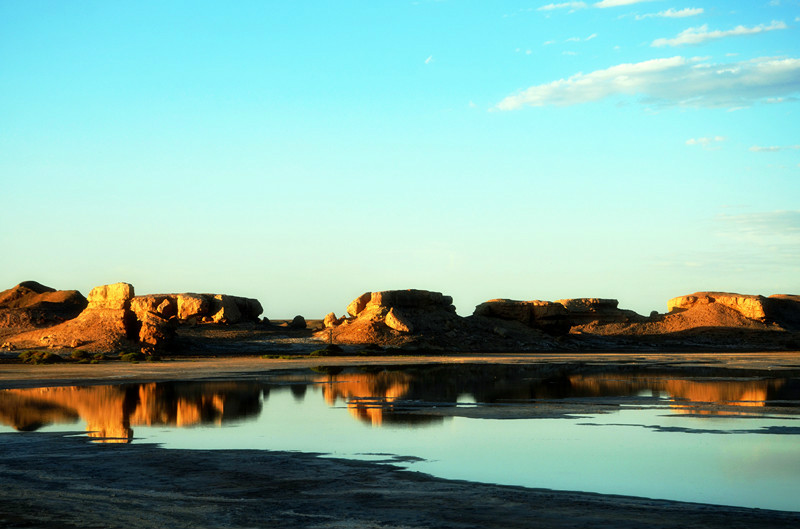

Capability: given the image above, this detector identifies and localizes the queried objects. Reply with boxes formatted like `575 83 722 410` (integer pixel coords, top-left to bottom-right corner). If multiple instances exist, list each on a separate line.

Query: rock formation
2 281 264 353
318 289 558 350
0 281 87 336
473 297 644 335
668 292 768 321
320 289 459 346
30 282 137 351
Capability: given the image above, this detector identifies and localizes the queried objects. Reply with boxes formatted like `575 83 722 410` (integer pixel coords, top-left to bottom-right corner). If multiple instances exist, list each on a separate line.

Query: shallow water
1 364 799 512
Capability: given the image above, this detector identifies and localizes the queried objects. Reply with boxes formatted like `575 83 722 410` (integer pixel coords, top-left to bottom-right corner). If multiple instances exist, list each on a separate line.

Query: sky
1 0 799 318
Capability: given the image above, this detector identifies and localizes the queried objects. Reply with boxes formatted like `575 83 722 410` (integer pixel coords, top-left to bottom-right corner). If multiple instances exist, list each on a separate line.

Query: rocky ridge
2 282 264 353
1 281 799 354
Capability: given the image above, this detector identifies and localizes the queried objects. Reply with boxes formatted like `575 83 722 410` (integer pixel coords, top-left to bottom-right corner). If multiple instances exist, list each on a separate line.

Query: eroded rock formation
668 292 768 321
2 281 264 353
473 297 644 335
0 281 87 336
318 289 557 350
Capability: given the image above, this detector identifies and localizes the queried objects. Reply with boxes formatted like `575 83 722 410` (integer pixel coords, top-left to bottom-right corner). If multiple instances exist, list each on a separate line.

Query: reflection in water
566 375 789 414
1 366 798 441
0 382 264 442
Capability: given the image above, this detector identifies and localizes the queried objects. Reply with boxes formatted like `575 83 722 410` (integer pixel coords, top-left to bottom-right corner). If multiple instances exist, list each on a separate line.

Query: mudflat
2 353 799 529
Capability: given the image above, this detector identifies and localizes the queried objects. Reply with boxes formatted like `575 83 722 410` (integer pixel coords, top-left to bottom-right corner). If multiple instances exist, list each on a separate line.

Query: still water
1 364 799 511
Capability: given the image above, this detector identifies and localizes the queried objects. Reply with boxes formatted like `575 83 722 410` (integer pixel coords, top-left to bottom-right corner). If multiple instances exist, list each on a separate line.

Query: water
1 364 799 512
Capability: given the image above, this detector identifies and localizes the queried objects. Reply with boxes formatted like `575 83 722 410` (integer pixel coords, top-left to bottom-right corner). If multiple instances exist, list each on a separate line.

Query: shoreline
2 431 799 529
2 351 800 390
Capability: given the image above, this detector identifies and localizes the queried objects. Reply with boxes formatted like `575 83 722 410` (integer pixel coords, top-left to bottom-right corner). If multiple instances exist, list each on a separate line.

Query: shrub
18 350 63 365
71 350 90 361
120 352 145 363
309 344 345 357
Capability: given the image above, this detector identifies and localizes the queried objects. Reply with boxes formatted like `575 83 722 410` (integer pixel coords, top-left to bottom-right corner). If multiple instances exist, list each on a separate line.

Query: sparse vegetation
120 352 145 363
18 350 64 364
309 344 345 357
71 350 91 362
261 354 304 359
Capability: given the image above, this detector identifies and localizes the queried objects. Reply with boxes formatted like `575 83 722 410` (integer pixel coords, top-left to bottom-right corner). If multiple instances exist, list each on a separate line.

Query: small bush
93 353 108 362
120 352 145 363
309 344 345 357
71 350 90 361
18 350 63 365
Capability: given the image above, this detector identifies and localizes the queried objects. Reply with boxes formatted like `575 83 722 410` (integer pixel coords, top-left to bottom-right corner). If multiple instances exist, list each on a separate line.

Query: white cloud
595 0 655 7
652 21 787 47
425 55 434 64
635 8 704 20
717 210 800 238
543 40 556 45
686 136 726 149
495 56 800 110
537 2 587 11
750 145 800 152
537 0 657 12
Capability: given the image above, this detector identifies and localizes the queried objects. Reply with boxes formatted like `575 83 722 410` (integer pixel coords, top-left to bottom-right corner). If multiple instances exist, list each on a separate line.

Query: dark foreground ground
1 432 798 529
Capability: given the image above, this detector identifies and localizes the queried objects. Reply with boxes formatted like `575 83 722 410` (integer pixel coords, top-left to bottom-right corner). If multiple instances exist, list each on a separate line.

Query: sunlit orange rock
668 292 768 321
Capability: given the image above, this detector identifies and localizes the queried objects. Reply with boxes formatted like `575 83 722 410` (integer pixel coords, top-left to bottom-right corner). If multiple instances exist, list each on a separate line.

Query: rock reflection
566 375 790 414
1 366 797 439
0 382 263 442
317 371 420 426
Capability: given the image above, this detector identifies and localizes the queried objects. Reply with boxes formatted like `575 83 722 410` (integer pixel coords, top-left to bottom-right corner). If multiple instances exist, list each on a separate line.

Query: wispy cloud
652 21 787 47
495 56 800 110
636 8 704 20
424 55 434 64
717 210 800 239
537 2 587 11
686 136 726 149
750 145 800 152
537 0 654 11
595 0 656 7
566 33 597 42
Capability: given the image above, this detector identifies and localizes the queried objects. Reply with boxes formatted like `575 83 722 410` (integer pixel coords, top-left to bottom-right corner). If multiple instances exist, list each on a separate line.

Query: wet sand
2 352 800 528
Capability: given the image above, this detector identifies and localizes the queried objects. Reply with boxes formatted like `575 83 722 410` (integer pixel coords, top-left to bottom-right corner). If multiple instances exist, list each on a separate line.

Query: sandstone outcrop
23 282 137 351
0 281 87 335
668 292 768 321
320 289 459 346
129 293 262 325
317 289 557 350
3 282 264 353
474 297 643 335
570 291 800 345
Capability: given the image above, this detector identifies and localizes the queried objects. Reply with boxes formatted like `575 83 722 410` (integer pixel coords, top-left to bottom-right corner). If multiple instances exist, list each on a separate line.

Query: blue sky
1 0 798 317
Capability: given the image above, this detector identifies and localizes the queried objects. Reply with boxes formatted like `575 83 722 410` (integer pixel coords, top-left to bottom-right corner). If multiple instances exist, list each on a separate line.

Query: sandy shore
2 352 799 528
3 351 800 390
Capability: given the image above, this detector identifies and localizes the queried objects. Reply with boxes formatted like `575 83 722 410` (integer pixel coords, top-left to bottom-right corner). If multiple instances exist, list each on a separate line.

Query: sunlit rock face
0 382 264 442
474 298 643 335
668 292 768 321
4 281 266 352
27 282 137 350
320 289 467 347
0 281 87 334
